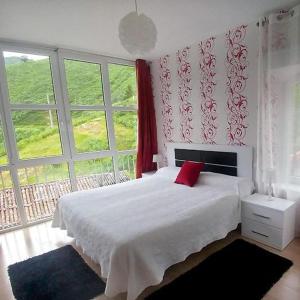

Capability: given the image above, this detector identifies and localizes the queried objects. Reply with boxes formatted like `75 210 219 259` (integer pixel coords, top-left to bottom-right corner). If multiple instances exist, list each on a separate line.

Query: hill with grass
0 57 137 165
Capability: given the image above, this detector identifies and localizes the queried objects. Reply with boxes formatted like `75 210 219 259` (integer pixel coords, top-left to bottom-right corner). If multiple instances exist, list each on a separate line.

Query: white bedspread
52 169 252 300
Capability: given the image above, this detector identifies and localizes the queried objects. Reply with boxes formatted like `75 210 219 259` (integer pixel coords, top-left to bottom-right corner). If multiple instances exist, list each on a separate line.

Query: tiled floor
0 222 299 300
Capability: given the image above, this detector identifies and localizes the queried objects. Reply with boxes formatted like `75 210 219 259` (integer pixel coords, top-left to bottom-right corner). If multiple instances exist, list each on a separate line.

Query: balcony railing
0 188 20 229
0 171 131 231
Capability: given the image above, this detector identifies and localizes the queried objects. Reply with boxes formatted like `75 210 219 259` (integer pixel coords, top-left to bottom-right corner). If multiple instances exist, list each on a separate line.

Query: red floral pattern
199 37 217 144
177 47 193 142
159 55 174 155
225 25 249 145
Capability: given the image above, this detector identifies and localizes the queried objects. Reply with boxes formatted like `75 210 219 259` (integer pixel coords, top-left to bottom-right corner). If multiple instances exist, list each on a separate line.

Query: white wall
151 22 259 166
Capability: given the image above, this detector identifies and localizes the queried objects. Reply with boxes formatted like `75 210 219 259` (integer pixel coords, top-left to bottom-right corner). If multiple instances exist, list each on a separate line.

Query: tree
20 55 29 63
124 84 133 101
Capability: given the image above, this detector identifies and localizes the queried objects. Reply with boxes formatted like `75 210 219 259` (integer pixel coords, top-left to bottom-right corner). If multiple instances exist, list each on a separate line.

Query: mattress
52 167 253 300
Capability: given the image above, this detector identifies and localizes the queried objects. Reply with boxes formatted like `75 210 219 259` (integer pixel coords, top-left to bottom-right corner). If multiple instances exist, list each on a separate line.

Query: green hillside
0 57 137 167
3 56 24 65
5 57 136 106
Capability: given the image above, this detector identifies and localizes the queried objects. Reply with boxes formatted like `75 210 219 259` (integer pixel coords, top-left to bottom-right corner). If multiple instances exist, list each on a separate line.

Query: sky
3 51 47 60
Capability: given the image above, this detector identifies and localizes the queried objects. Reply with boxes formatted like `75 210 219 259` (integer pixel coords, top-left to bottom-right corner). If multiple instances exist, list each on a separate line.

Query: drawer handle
251 230 269 238
252 213 270 220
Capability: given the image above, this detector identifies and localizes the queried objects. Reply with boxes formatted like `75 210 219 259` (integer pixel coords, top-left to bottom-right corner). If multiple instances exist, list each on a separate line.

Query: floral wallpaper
199 37 217 144
177 47 193 142
225 25 249 145
159 55 174 162
151 22 258 164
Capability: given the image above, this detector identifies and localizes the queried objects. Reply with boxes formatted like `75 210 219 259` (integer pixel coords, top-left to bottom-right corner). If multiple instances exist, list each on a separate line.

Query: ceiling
0 0 297 60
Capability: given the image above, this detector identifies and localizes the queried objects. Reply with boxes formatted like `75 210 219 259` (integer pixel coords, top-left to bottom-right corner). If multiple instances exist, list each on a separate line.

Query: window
70 110 109 153
5 52 55 105
113 111 137 151
61 56 138 186
0 118 8 165
108 64 137 152
18 163 71 222
0 170 21 230
4 51 63 160
64 58 109 156
291 83 300 179
12 110 62 159
65 60 104 105
74 158 114 190
0 46 137 231
108 64 137 106
118 154 137 181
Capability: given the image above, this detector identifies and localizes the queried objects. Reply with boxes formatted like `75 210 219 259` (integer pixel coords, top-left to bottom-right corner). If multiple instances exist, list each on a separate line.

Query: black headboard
175 148 237 176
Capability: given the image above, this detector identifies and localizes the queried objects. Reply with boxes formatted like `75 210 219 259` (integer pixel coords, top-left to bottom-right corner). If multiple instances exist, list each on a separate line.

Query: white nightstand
142 171 156 178
241 193 296 250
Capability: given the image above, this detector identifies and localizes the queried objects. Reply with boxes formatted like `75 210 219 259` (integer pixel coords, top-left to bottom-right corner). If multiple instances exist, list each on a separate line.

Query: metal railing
0 170 132 231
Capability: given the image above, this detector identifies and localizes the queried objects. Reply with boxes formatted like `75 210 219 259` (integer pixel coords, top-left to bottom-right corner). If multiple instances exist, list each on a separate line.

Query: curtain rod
256 9 295 27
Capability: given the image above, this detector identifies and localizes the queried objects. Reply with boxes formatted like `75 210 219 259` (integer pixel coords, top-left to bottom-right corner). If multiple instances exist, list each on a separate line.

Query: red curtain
135 59 158 178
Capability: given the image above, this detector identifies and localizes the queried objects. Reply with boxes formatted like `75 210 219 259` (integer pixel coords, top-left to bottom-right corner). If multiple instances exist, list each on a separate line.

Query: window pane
4 52 55 104
0 119 8 165
113 111 137 151
0 170 21 230
291 83 300 178
71 111 109 153
18 163 70 222
74 157 114 190
12 110 62 159
108 64 137 106
118 154 136 181
65 60 104 105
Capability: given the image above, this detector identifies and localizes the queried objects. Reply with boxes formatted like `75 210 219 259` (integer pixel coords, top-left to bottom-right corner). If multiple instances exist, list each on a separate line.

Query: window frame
0 44 71 167
290 81 300 184
57 49 137 185
0 42 137 233
0 116 9 167
108 62 137 153
285 80 300 184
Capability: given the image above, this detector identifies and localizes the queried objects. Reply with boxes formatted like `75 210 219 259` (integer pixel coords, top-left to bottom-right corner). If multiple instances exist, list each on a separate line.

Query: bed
52 143 253 300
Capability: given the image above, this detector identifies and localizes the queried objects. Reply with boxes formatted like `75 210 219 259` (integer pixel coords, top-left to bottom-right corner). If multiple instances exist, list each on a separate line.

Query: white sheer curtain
257 5 300 191
256 5 300 234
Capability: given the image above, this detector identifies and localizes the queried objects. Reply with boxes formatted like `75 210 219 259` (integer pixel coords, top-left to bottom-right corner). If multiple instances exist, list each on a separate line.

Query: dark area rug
8 245 106 300
147 239 293 300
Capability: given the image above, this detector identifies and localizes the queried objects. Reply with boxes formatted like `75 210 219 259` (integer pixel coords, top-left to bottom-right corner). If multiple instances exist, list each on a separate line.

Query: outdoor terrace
0 171 130 231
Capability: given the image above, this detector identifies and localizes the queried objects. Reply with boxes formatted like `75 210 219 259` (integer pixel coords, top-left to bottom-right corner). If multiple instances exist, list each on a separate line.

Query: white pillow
155 167 253 198
196 172 254 198
155 166 180 180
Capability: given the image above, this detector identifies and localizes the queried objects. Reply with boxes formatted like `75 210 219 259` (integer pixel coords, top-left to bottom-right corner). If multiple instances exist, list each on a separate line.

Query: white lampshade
118 11 157 55
152 154 161 163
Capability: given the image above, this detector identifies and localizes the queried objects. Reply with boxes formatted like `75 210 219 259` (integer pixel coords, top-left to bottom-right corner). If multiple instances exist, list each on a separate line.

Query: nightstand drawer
242 202 283 229
242 218 282 249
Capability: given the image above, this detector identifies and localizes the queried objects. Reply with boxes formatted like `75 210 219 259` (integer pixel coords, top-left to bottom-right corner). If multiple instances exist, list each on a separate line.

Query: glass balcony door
58 50 137 188
0 46 72 228
0 43 137 232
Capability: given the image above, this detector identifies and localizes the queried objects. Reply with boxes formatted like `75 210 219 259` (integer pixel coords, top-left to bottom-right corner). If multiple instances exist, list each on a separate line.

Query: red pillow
175 161 205 187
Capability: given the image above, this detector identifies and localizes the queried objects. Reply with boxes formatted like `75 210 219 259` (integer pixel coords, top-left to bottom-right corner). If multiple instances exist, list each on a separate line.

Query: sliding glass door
0 115 21 230
108 63 137 181
61 54 114 190
0 48 72 226
0 44 137 232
